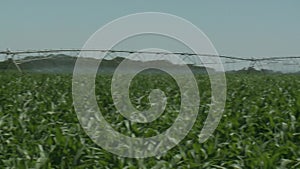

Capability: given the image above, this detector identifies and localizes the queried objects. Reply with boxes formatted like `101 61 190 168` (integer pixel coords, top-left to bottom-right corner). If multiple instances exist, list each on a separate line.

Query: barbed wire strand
1 49 300 61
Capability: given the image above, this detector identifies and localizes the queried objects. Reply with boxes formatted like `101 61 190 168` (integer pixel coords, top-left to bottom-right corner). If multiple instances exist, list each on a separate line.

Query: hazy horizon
0 1 300 72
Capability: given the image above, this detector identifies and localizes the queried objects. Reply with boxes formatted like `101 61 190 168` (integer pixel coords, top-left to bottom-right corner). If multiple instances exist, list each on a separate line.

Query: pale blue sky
1 0 300 58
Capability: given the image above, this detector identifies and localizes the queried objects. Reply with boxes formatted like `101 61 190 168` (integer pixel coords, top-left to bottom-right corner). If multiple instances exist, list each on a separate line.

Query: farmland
0 72 299 168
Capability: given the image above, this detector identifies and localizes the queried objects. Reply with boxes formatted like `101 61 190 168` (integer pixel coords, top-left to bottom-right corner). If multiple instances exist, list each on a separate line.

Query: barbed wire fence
0 49 300 73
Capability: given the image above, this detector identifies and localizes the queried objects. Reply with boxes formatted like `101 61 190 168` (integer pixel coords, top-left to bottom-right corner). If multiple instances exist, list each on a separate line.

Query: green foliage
0 73 299 168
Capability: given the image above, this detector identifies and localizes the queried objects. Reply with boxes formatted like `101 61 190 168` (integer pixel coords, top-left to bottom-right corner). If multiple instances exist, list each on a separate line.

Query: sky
1 0 300 61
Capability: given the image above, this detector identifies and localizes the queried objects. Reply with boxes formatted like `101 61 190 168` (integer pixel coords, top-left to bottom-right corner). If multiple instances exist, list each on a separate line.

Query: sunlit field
0 73 299 168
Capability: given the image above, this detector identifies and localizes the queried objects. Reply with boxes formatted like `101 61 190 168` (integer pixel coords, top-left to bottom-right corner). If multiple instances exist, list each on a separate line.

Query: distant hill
227 67 279 74
0 54 214 74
